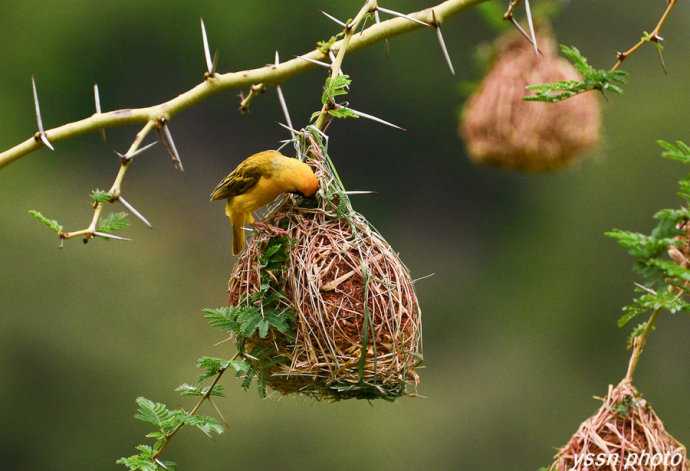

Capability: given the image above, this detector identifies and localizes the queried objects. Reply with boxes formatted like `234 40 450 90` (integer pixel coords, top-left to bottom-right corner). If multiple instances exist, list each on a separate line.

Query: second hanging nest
226 130 423 401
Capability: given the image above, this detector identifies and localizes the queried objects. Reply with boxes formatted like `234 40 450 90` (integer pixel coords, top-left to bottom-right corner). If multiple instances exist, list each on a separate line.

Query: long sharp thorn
39 133 54 151
510 17 541 54
278 122 300 135
373 10 391 56
340 105 406 131
93 84 107 142
31 76 54 151
274 52 294 133
128 140 158 159
200 18 214 74
158 122 184 172
345 190 376 195
114 141 158 161
118 196 152 228
296 55 331 68
155 459 169 470
432 11 455 76
377 6 431 27
321 10 347 28
93 231 132 241
523 0 539 56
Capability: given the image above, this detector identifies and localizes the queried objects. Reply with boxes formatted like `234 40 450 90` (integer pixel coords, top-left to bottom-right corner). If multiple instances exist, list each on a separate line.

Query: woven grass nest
546 380 688 471
460 27 601 172
227 131 422 401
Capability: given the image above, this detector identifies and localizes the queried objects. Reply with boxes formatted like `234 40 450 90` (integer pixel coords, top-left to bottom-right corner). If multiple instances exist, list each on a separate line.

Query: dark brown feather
210 161 264 201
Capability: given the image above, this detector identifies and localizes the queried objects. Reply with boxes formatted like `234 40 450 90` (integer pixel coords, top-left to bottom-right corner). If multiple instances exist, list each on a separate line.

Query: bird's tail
232 215 245 255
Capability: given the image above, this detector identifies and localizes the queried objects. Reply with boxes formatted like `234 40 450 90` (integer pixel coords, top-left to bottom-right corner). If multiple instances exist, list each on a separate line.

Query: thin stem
314 0 376 131
624 309 661 383
61 120 156 241
151 367 228 463
0 0 486 169
611 0 678 71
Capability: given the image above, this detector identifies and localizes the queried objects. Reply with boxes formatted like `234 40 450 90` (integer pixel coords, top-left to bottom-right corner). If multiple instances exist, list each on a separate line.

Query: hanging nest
460 27 601 172
227 130 422 401
545 380 688 471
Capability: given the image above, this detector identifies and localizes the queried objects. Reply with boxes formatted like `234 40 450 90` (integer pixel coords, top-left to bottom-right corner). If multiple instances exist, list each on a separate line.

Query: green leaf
524 45 628 102
175 383 225 398
28 210 63 234
258 319 270 338
321 74 352 105
605 229 674 260
133 397 183 435
239 309 263 337
658 140 690 164
181 414 223 437
90 188 113 203
618 286 689 327
98 212 130 233
202 307 241 332
196 356 231 382
328 107 360 119
116 444 158 471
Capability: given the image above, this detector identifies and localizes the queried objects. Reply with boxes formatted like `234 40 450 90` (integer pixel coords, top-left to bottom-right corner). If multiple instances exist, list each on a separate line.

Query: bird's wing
210 162 263 201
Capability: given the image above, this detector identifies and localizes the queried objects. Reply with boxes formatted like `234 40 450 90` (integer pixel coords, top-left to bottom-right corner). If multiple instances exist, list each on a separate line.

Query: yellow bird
210 150 319 255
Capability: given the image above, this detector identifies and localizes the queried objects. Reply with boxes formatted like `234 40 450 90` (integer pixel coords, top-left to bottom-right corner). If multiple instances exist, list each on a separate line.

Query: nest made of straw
460 27 601 172
227 131 422 401
547 380 688 471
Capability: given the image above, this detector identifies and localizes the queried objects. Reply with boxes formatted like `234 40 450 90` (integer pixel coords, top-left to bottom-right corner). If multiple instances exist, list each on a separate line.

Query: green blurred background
1 1 688 469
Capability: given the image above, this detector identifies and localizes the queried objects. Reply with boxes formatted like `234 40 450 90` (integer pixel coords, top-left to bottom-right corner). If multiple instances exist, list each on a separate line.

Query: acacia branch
611 0 678 71
0 0 485 170
623 309 661 383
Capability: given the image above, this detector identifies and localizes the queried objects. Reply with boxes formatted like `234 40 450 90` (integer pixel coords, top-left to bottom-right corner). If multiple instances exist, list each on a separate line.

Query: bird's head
281 156 319 198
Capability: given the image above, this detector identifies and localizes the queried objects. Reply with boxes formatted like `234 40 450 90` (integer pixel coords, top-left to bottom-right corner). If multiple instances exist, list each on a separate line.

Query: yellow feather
211 150 319 255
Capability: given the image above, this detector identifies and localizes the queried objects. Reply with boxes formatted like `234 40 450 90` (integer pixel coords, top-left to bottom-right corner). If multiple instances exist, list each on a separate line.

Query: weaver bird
210 150 319 255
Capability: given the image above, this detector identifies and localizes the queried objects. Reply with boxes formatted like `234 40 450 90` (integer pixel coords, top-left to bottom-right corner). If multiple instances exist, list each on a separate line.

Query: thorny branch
624 309 661 384
0 0 484 170
611 0 678 72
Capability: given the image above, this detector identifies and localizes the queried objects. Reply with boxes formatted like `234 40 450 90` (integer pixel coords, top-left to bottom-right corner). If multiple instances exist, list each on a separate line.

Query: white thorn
344 190 376 195
158 122 184 172
377 6 431 27
118 196 152 228
93 231 131 241
523 0 539 55
93 84 102 114
94 84 107 142
200 18 214 74
296 55 331 68
277 122 300 135
336 105 405 131
39 133 55 151
321 10 348 28
433 11 455 75
32 76 54 151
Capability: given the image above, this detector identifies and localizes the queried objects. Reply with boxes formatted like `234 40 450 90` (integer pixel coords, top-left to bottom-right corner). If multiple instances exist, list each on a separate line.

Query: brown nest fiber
460 28 601 172
227 131 422 401
546 380 688 471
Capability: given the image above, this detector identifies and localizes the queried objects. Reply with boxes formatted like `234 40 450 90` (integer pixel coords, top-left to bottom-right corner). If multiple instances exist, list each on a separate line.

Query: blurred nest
546 380 688 471
460 27 601 172
227 131 422 401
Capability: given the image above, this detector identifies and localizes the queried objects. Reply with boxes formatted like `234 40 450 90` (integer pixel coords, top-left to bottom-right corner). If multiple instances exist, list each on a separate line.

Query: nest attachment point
227 132 422 401
460 27 601 172
546 380 688 471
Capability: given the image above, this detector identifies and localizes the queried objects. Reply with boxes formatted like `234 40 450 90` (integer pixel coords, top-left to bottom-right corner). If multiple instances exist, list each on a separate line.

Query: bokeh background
1 1 688 469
